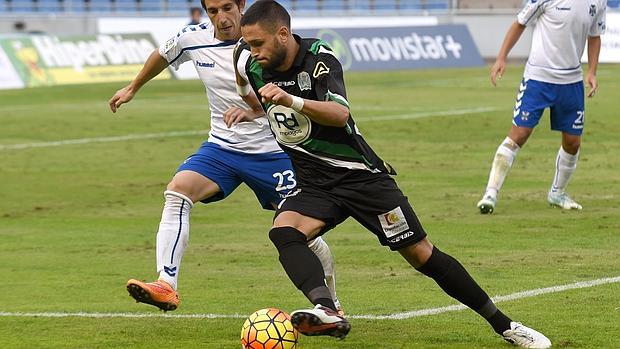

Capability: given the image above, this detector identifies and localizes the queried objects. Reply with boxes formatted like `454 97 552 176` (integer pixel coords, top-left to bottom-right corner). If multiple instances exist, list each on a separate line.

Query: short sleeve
517 0 546 26
158 27 194 70
589 2 607 37
313 46 349 109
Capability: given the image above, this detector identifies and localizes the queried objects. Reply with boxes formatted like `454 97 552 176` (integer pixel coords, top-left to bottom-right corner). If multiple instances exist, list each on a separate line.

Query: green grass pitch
1 65 619 348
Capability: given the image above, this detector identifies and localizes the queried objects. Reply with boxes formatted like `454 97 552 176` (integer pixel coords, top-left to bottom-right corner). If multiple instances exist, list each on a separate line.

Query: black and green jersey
234 35 395 186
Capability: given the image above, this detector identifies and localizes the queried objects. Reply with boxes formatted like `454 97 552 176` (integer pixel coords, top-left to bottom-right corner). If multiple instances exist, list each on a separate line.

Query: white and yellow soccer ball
241 308 299 349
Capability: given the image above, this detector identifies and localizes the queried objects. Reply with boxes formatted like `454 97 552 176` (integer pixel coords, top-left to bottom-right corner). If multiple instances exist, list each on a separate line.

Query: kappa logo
313 61 330 78
298 71 311 91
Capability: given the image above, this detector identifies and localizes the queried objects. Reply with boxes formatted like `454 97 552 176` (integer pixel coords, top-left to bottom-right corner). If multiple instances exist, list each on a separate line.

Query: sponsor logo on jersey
298 71 312 91
274 80 295 87
196 61 215 68
313 61 330 78
267 104 312 146
378 206 409 238
556 6 571 11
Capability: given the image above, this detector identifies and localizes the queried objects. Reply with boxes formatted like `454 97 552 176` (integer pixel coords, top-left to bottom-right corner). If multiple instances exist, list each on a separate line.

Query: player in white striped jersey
108 0 341 313
477 0 606 214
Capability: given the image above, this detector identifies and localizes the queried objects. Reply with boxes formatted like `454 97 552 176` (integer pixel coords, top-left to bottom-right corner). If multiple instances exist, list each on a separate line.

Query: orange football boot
126 279 179 311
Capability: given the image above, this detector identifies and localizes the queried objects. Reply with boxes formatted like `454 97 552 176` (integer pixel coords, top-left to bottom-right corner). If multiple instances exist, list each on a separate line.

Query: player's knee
269 227 307 251
163 190 194 207
166 180 193 198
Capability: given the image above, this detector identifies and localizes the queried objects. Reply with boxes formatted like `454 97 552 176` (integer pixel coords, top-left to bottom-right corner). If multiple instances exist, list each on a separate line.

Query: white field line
0 107 498 151
1 275 617 320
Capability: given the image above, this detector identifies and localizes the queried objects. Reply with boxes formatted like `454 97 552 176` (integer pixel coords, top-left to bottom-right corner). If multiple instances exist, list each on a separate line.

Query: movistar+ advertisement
296 25 483 71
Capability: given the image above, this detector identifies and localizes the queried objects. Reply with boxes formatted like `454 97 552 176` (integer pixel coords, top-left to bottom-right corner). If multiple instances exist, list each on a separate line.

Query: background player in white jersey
477 0 606 214
107 0 341 312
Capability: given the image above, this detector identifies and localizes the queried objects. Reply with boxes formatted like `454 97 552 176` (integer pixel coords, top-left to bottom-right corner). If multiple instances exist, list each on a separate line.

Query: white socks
550 146 579 194
485 137 520 197
307 236 339 307
156 190 193 290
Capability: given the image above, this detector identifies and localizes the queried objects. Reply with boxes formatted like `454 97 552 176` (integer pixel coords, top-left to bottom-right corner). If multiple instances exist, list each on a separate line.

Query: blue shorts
512 78 585 135
177 142 296 210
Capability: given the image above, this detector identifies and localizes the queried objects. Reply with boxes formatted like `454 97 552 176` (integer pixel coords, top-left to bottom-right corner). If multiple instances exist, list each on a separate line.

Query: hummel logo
196 61 215 68
164 266 177 276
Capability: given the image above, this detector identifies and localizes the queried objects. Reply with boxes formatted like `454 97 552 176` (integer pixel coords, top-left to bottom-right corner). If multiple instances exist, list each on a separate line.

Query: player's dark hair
240 0 290 32
200 0 242 12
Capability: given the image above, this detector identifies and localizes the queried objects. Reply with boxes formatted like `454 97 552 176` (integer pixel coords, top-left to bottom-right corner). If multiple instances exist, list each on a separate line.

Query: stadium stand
1 0 618 14
0 0 452 13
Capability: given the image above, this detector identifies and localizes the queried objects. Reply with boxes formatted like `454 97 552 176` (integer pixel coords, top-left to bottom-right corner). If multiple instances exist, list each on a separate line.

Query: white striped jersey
517 0 607 84
158 22 281 154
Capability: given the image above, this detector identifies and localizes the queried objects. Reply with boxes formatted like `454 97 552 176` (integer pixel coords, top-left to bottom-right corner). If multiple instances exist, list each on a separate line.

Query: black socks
269 226 336 311
416 246 512 334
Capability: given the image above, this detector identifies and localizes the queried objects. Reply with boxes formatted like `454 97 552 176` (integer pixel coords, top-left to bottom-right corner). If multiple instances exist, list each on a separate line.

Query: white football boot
477 191 497 214
548 191 582 210
290 304 351 339
502 322 552 349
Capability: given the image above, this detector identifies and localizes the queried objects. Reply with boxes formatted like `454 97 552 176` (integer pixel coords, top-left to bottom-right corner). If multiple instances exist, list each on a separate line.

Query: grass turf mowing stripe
0 107 498 151
1 275 617 320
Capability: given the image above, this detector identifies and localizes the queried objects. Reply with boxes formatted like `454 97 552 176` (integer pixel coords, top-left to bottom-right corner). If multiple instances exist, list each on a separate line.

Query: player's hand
586 72 598 98
223 106 263 128
108 86 135 113
490 59 506 87
258 83 292 107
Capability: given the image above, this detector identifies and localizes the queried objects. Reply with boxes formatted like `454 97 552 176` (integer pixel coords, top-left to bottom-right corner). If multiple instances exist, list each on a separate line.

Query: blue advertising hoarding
295 25 483 71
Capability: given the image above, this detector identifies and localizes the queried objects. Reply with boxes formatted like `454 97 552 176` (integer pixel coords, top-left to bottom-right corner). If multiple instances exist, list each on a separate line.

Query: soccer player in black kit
224 1 551 347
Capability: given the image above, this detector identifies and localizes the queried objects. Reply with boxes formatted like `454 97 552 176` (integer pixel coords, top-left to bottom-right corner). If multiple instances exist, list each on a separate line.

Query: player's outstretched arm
586 35 601 98
491 21 526 86
258 83 349 127
108 50 169 113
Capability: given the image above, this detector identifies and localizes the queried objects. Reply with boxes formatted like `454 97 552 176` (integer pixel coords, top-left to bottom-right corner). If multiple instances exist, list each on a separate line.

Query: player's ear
238 0 245 12
277 26 289 44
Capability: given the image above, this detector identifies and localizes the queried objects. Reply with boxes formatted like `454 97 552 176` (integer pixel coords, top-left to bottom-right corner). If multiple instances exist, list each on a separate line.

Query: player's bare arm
258 83 349 127
491 21 526 86
586 35 601 98
108 50 169 113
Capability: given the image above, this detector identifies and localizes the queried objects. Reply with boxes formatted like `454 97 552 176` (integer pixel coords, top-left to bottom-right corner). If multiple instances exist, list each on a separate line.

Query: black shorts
276 173 427 251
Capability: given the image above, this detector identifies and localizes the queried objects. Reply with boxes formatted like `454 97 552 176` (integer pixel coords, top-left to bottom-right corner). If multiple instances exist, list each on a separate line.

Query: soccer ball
240 308 299 349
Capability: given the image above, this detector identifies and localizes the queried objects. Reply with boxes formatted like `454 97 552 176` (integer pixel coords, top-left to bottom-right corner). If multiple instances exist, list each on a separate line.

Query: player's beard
263 41 287 71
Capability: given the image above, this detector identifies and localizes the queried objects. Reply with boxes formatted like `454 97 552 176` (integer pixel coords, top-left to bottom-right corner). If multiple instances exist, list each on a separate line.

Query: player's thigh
239 152 297 210
550 81 585 137
339 175 427 251
168 170 221 203
175 142 243 203
274 187 346 239
512 78 550 130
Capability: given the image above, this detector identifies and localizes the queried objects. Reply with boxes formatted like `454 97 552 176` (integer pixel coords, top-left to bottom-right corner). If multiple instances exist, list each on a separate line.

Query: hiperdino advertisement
0 33 171 89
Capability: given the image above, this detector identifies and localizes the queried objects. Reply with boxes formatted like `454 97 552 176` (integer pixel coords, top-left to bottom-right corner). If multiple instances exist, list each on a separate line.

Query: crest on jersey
297 71 311 91
164 38 176 53
589 4 596 16
313 61 330 78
